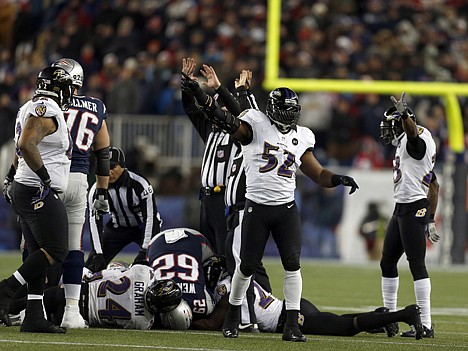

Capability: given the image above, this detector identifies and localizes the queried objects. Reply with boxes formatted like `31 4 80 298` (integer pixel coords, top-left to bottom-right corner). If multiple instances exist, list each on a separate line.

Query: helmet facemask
380 106 415 146
266 87 301 133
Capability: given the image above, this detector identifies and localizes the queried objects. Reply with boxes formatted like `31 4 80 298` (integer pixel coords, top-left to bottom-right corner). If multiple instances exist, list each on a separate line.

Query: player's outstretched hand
340 176 359 195
390 92 409 116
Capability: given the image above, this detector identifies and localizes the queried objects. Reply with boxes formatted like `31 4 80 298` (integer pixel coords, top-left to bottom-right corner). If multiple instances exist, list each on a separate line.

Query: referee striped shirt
88 169 162 254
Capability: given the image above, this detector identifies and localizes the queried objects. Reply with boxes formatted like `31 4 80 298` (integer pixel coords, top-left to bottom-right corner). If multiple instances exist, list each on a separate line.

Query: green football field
0 252 467 351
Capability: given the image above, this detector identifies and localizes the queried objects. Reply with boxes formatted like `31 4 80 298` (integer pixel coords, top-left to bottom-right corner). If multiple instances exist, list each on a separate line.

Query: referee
85 147 162 272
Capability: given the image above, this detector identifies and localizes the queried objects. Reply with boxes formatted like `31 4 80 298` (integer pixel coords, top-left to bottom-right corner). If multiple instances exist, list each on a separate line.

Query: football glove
31 179 51 205
3 164 16 204
425 220 440 244
133 249 148 266
86 253 107 273
389 92 409 119
181 72 200 94
339 176 359 195
92 188 109 220
3 178 12 204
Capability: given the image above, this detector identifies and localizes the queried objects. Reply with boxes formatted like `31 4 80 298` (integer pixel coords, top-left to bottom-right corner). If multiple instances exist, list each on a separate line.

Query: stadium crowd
1 0 467 165
0 0 466 257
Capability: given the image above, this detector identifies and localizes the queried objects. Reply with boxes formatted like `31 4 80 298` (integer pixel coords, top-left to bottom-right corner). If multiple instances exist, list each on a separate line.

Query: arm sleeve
182 90 212 142
138 181 162 250
406 136 426 160
216 85 242 116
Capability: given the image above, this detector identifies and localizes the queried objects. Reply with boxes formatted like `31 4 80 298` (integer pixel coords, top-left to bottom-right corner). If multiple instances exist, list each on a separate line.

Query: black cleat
20 314 66 334
401 304 424 340
0 280 14 327
384 321 399 337
282 326 307 342
401 323 434 339
222 304 240 338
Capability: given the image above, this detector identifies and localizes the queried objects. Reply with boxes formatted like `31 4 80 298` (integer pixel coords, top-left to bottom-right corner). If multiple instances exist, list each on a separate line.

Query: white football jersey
393 126 436 203
215 276 283 333
86 265 155 329
240 109 315 205
14 97 71 192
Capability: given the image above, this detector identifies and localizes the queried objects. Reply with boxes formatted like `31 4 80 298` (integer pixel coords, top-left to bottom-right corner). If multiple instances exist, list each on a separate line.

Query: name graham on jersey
134 281 146 316
71 98 98 112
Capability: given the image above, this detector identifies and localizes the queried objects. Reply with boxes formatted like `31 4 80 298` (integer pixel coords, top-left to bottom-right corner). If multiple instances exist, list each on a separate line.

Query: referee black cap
109 147 126 168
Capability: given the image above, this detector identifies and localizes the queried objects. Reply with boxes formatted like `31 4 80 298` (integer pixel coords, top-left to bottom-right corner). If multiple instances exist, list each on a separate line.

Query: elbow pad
94 146 110 176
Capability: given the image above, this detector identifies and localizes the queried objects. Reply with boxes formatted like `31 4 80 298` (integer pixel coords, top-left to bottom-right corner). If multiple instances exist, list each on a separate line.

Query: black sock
355 311 400 332
285 310 300 327
18 249 50 284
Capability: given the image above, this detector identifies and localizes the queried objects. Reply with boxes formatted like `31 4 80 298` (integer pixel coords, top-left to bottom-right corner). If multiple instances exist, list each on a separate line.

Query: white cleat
60 306 89 329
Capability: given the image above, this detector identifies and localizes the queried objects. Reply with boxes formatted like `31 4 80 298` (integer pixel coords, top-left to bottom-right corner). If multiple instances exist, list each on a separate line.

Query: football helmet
144 279 182 314
35 67 73 110
266 87 301 133
160 299 193 330
52 58 84 88
380 106 416 146
203 256 226 293
106 261 130 272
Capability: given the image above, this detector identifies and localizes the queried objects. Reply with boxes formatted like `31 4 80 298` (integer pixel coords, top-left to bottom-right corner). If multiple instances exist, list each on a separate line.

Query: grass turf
0 252 467 351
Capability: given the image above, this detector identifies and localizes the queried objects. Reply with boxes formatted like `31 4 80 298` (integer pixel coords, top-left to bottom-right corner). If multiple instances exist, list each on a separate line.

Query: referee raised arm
86 147 162 272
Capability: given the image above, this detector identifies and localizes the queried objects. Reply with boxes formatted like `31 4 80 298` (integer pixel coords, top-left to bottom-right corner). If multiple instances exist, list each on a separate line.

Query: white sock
382 276 399 311
414 278 432 328
228 267 252 306
64 284 81 306
284 270 302 311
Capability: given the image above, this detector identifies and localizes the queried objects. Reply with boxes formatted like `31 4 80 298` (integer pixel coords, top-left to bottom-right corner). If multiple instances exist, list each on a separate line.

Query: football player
379 93 439 338
189 275 424 339
182 74 359 342
147 228 221 322
0 67 73 333
50 58 111 329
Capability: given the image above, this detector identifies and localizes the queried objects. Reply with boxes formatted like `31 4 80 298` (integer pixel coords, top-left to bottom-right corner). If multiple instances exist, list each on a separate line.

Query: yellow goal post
263 0 466 153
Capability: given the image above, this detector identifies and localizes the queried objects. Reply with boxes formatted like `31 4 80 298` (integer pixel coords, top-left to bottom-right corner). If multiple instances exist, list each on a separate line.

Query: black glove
86 253 107 273
133 249 148 265
31 179 51 205
92 188 109 220
181 72 200 94
339 175 359 195
3 164 15 203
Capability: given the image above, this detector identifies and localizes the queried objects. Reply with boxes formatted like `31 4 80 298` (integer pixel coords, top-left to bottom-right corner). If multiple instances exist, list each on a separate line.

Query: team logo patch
292 138 298 145
35 104 47 116
216 284 227 297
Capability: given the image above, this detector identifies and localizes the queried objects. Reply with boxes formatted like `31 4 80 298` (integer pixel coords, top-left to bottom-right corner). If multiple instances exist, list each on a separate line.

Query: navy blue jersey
147 228 217 318
65 95 107 173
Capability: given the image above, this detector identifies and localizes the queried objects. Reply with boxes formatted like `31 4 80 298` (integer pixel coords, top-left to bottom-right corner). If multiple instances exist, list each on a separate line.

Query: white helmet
52 58 84 88
160 299 192 330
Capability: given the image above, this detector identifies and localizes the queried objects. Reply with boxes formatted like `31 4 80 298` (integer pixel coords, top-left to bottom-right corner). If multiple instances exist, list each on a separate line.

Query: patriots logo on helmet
56 59 73 68
35 104 47 116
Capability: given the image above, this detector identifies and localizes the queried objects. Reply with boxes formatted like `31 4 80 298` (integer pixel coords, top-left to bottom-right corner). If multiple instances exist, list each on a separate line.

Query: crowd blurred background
0 0 467 259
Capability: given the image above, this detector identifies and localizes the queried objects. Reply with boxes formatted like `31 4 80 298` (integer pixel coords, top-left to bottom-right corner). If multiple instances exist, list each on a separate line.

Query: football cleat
282 325 307 342
238 323 259 333
21 312 66 333
60 305 88 329
222 305 240 338
401 323 434 339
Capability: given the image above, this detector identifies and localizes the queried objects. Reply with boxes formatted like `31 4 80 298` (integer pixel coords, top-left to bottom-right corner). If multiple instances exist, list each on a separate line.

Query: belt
201 186 225 196
230 201 246 212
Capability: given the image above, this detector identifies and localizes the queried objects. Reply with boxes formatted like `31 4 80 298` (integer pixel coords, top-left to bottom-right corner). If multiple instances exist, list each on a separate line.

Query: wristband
35 165 51 183
95 188 108 200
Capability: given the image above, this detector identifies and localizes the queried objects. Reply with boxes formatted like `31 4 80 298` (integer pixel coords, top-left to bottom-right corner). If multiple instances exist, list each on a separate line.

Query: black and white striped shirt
88 169 162 253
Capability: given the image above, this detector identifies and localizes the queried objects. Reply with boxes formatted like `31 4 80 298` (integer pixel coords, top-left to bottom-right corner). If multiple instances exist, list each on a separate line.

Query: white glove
390 92 409 115
425 220 440 244
92 188 109 220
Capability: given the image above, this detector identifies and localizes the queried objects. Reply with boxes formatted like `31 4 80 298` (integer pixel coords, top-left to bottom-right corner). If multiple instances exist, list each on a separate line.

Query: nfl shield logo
217 150 224 158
